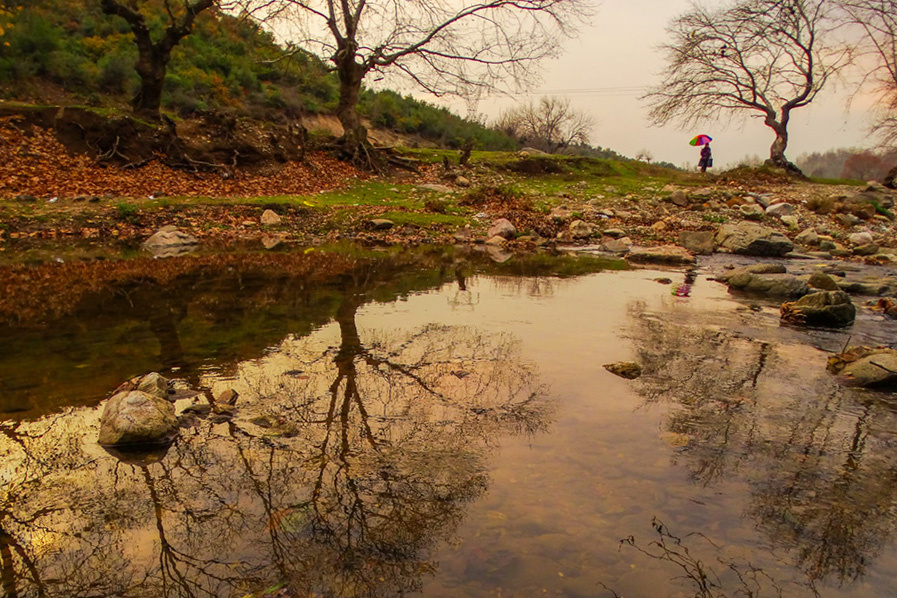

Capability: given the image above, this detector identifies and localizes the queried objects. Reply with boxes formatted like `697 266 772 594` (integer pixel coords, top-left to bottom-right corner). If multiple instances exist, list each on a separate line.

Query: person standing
699 143 713 173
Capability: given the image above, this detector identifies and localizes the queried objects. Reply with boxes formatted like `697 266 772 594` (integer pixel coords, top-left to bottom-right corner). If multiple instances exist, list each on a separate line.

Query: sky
433 0 877 169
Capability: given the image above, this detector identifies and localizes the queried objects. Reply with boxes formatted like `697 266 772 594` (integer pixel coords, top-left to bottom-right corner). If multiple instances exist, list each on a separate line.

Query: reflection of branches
619 518 814 598
625 298 897 588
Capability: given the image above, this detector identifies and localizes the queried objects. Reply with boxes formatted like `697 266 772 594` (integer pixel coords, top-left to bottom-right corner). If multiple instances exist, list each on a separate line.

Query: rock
485 235 508 246
718 263 787 281
739 204 765 220
603 361 642 379
853 243 880 256
261 235 284 250
367 218 394 230
260 209 282 226
488 218 517 240
112 372 172 401
795 228 820 246
714 222 794 256
419 183 454 194
835 213 860 227
626 245 696 265
455 175 471 187
602 238 632 254
521 146 548 155
806 195 838 214
669 190 688 206
651 221 668 232
725 272 809 297
98 390 180 447
848 231 874 246
780 290 856 328
765 202 795 218
780 215 799 228
604 228 626 238
485 245 513 263
837 281 891 296
677 231 715 255
838 352 897 388
808 271 840 291
569 220 593 239
142 226 198 257
216 388 239 405
549 207 573 223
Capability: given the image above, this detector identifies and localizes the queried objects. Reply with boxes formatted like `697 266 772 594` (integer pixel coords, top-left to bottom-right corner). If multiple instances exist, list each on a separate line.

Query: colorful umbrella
689 134 713 146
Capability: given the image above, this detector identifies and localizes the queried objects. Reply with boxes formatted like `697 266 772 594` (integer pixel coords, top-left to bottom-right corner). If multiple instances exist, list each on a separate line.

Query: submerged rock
98 390 180 448
603 361 642 379
780 290 856 328
625 245 695 265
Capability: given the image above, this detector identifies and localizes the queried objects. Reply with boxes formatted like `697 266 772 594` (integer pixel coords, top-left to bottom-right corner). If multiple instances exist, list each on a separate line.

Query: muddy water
2 247 897 598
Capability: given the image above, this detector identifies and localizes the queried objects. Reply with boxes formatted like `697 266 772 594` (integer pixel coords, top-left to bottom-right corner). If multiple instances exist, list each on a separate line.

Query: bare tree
837 0 897 186
100 0 222 119
240 0 591 165
496 96 595 153
645 0 849 173
635 149 654 162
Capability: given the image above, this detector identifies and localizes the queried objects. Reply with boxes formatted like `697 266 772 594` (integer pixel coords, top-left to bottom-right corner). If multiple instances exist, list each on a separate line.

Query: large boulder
840 353 897 387
98 390 180 447
714 222 794 256
142 226 198 257
678 231 715 255
725 272 809 297
625 245 696 265
488 218 517 240
780 290 856 328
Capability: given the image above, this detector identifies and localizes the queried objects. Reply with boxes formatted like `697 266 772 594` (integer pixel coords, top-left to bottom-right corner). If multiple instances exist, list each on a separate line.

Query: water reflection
0 257 556 598
627 298 897 586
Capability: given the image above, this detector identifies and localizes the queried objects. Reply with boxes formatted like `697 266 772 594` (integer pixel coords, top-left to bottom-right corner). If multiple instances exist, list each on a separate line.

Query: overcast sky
439 0 876 169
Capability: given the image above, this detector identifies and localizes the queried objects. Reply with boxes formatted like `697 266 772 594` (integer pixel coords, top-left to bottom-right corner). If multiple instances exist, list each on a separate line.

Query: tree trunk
133 51 168 120
764 116 804 176
335 59 369 161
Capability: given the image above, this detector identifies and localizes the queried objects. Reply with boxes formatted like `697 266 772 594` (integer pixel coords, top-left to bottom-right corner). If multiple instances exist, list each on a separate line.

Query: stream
1 243 896 598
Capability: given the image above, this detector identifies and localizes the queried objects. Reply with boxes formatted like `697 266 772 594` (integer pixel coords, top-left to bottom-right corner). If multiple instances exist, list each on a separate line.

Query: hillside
0 0 515 151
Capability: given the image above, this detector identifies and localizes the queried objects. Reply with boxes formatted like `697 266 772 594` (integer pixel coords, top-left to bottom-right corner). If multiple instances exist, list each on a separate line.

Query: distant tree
645 0 849 173
240 0 590 166
496 96 595 154
635 149 654 163
100 0 219 119
841 150 888 180
836 0 897 186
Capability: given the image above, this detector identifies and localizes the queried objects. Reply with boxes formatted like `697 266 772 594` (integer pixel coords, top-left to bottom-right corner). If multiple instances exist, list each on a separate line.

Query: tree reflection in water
0 285 551 598
626 300 897 588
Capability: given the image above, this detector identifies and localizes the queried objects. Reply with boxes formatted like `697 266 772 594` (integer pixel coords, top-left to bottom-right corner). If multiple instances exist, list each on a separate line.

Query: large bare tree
241 0 590 165
100 0 221 119
645 0 849 172
495 96 595 153
837 0 897 186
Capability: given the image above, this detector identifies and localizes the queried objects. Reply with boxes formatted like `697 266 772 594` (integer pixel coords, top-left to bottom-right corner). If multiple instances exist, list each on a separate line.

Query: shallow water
2 246 897 598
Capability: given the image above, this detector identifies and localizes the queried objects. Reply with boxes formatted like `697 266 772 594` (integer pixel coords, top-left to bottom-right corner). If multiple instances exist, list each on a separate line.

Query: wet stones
142 225 199 257
780 290 856 328
603 361 642 379
714 222 794 256
828 346 897 388
625 245 696 266
98 390 179 448
677 231 715 256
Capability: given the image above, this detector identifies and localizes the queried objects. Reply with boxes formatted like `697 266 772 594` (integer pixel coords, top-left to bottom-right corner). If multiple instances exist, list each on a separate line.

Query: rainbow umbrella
689 134 712 146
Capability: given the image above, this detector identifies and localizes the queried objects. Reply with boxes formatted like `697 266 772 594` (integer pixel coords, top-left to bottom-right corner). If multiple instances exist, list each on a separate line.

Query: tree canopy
240 0 591 163
645 0 849 172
